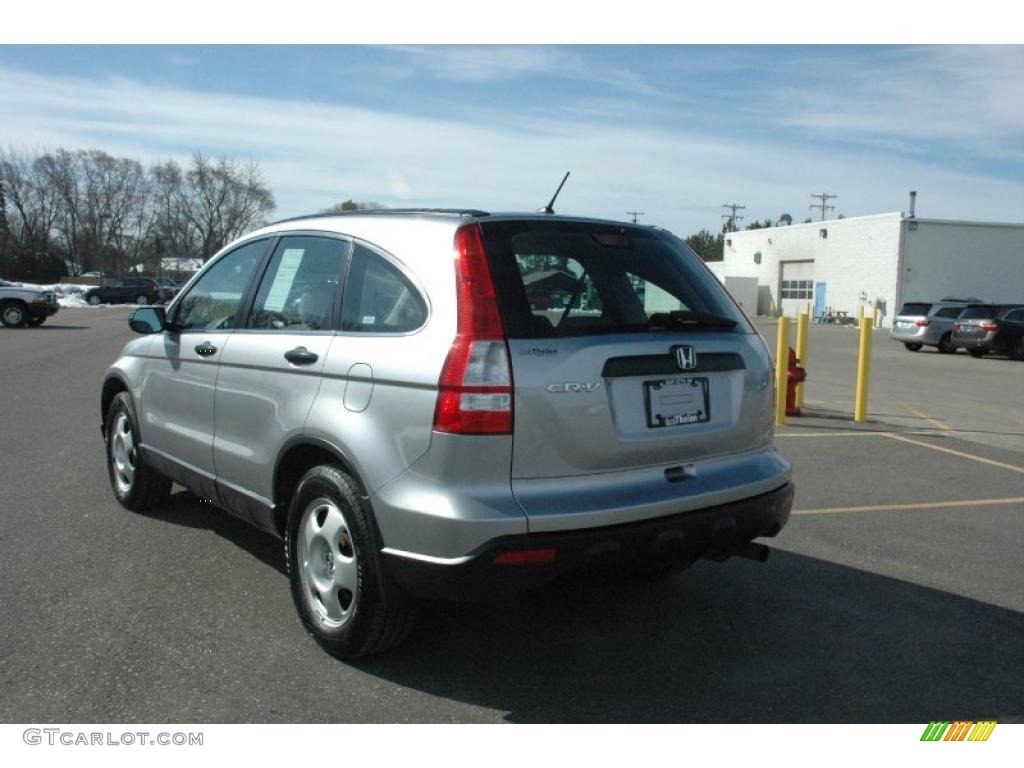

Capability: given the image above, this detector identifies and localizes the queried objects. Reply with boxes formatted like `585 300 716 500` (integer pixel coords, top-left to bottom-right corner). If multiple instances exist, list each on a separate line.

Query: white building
705 208 1024 321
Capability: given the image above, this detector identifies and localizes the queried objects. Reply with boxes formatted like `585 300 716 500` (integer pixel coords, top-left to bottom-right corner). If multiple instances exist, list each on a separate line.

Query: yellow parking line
885 433 1024 475
900 401 950 432
793 497 1024 515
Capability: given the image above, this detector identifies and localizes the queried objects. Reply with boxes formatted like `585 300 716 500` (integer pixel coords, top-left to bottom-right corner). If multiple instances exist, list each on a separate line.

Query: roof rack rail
268 208 490 226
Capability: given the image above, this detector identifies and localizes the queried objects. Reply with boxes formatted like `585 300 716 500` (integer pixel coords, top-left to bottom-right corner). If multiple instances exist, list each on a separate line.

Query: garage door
779 261 814 317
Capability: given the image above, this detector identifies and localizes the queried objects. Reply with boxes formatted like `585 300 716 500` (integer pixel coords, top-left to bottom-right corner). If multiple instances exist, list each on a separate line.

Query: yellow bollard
795 312 809 408
775 316 790 426
854 317 874 422
857 304 864 326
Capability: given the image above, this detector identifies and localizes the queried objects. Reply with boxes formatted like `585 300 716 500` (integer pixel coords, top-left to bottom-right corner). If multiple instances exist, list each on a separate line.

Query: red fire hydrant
786 347 807 416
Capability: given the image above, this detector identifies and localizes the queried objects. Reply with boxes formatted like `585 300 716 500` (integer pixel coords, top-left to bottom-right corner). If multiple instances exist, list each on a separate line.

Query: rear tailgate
508 333 768 478
478 218 773 486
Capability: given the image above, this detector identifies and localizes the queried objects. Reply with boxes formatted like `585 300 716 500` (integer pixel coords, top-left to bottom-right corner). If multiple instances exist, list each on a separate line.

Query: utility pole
626 210 644 224
721 203 745 232
810 193 837 222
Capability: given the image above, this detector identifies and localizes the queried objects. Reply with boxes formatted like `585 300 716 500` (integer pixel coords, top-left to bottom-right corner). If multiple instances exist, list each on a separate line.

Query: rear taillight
914 320 930 327
953 322 961 330
433 224 513 435
979 322 999 331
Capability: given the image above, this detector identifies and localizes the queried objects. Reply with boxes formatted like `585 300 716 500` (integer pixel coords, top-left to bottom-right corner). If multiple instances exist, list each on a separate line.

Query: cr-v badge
546 382 602 393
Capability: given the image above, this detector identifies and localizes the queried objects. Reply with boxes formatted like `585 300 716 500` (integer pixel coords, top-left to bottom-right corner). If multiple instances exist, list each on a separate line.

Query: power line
810 192 837 222
626 210 644 224
721 203 745 231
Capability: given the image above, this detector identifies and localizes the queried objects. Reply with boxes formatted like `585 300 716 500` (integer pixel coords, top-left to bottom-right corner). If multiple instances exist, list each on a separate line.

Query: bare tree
1 149 63 257
181 153 276 262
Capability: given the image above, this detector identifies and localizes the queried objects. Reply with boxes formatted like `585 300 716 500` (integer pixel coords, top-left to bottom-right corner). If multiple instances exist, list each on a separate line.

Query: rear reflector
493 549 557 565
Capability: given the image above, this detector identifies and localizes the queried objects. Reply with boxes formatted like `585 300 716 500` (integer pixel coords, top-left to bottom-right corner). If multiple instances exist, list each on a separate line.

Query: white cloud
1 62 1021 235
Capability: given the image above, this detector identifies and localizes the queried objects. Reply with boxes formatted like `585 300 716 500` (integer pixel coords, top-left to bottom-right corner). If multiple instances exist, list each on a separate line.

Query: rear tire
937 333 956 354
967 348 986 358
88 294 101 306
136 295 149 305
26 315 46 327
285 465 416 659
903 342 923 352
105 392 171 511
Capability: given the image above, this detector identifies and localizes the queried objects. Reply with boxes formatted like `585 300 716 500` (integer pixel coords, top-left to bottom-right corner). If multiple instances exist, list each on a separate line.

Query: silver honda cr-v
100 209 794 658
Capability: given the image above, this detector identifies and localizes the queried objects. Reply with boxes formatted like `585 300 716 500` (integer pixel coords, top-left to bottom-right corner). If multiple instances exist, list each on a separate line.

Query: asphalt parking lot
1 308 1021 723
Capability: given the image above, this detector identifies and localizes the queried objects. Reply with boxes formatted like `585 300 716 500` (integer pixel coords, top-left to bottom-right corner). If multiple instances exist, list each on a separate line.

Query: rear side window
960 306 998 320
341 244 427 333
248 236 346 331
934 307 963 319
1005 309 1024 322
479 221 749 338
899 303 931 316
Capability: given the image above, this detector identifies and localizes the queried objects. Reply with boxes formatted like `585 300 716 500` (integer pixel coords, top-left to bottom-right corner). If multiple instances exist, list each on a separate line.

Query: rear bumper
382 482 794 601
952 332 996 349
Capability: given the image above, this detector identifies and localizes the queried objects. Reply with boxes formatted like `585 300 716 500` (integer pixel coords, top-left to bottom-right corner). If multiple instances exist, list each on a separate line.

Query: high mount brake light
433 224 514 435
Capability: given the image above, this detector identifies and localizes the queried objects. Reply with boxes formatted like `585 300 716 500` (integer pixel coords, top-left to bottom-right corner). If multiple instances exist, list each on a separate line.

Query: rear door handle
194 342 217 357
284 346 319 365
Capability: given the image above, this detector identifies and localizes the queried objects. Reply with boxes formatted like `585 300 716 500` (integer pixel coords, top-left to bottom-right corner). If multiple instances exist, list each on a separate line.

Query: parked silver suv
100 210 794 658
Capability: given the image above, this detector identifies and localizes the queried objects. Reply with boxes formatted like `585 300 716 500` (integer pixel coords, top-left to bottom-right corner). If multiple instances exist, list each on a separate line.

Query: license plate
644 377 710 428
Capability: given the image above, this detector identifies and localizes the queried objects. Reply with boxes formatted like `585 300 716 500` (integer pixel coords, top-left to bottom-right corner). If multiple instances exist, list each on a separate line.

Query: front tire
136 295 149 305
285 465 416 659
903 342 923 352
87 294 101 306
26 315 46 327
1012 339 1024 362
1 301 27 327
105 392 171 511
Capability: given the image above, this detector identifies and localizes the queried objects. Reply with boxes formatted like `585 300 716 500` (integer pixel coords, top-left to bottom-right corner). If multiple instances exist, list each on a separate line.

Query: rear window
960 305 998 319
898 303 932 316
479 221 749 338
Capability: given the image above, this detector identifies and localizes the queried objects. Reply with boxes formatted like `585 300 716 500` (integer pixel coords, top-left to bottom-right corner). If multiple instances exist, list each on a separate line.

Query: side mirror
129 306 167 334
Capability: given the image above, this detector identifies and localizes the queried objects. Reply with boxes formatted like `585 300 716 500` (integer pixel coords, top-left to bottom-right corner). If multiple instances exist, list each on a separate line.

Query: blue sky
2 45 1022 234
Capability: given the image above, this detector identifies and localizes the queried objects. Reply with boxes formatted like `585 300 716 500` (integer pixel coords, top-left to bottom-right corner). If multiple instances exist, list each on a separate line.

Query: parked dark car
83 277 163 306
154 277 183 303
951 304 1024 358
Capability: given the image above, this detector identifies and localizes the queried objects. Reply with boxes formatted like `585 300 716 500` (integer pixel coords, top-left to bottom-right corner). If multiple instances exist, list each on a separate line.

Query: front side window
341 245 427 333
174 239 268 331
248 236 346 331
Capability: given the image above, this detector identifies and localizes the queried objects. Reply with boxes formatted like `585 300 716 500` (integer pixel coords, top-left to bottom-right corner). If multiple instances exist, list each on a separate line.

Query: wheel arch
100 374 131 438
272 437 371 538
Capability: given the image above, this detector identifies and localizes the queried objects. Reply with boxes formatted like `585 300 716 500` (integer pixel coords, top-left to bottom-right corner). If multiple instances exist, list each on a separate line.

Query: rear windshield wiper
646 310 738 330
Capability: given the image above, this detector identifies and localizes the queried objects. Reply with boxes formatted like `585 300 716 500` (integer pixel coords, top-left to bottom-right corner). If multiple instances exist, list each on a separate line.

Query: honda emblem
675 345 697 371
